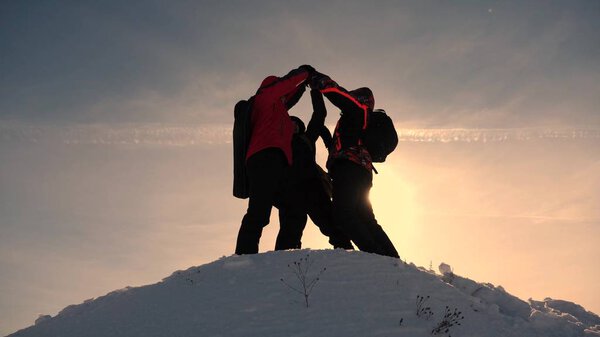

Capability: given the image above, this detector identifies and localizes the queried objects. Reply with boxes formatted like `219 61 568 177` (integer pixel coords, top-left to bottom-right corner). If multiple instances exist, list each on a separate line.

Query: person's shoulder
253 90 271 104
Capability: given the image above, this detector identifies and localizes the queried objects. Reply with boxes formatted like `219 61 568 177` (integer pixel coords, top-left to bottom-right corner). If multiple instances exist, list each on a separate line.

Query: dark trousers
275 205 306 250
275 174 353 250
235 148 287 255
330 160 399 258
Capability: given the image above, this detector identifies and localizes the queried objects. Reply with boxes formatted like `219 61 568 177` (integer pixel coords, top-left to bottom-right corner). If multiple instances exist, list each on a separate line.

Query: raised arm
285 83 306 110
310 72 371 130
263 66 311 107
305 89 327 143
319 125 333 150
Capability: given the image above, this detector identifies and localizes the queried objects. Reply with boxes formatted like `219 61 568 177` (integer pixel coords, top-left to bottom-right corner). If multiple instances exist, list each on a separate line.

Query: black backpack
362 109 398 163
232 97 254 199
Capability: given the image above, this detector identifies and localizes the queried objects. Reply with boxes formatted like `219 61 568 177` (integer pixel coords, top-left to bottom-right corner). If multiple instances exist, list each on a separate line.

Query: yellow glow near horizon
370 164 421 259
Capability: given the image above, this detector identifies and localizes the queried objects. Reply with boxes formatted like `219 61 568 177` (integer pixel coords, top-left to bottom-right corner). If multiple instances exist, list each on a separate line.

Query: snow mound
8 249 599 337
530 298 600 328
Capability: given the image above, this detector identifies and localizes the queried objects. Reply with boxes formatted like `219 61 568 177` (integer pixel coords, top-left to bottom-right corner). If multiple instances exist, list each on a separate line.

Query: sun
305 148 422 257
370 164 421 258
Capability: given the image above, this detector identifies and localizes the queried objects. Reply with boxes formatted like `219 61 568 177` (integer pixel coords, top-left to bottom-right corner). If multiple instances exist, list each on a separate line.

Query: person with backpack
274 89 354 251
309 72 400 258
234 65 314 255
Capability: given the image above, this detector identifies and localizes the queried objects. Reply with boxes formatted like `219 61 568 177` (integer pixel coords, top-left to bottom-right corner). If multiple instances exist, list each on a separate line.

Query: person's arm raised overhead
305 89 327 143
267 66 312 106
310 72 370 131
319 125 333 150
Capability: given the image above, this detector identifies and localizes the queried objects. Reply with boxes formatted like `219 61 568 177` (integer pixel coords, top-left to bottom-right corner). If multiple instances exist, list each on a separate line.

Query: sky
1 1 599 335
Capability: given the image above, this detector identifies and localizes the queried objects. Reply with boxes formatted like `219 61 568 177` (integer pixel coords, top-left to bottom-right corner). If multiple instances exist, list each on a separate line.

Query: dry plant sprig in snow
416 295 434 320
280 254 326 308
431 306 464 335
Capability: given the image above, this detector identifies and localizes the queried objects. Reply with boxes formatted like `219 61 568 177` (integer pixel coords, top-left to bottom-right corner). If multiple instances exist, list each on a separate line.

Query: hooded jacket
246 68 310 165
311 73 375 171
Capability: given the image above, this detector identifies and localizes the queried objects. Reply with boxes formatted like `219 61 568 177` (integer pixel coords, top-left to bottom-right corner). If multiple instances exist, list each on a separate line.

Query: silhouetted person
235 65 314 255
310 72 399 258
275 89 354 250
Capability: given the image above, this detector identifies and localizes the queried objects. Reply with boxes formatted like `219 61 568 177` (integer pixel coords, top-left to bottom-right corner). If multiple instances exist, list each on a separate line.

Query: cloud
1 1 598 127
1 123 599 146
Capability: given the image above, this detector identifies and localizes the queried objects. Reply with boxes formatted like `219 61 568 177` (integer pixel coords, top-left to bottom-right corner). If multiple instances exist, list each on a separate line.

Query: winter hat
349 87 375 111
290 116 306 134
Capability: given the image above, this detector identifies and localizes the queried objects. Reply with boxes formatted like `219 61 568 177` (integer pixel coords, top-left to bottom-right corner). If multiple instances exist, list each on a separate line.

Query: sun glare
370 164 421 260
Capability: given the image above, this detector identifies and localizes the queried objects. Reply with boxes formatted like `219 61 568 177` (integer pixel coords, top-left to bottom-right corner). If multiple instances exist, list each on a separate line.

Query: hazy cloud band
1 124 599 146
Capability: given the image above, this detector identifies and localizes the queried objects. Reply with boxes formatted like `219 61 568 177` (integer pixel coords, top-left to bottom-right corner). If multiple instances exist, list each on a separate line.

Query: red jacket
246 69 309 165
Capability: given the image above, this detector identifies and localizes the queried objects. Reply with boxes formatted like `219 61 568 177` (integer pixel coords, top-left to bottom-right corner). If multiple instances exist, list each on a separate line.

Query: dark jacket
287 89 331 185
311 73 374 171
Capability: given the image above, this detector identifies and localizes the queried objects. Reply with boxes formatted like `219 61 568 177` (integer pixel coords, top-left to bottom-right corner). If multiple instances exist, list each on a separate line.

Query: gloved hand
299 64 316 75
309 71 328 89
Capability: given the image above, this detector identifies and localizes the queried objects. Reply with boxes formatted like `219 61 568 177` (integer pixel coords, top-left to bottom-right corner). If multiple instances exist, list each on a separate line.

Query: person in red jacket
235 65 314 255
310 71 400 258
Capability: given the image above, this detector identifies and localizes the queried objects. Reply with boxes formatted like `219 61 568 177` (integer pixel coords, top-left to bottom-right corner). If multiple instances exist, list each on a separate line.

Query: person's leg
235 149 286 255
357 183 400 258
330 160 380 253
275 205 307 250
273 167 309 250
306 176 353 249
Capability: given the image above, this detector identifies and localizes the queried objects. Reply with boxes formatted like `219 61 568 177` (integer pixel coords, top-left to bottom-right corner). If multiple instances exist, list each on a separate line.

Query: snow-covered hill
8 249 600 337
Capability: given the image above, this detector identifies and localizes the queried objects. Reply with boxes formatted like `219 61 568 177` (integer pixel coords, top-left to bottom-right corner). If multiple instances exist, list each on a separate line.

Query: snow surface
8 249 600 337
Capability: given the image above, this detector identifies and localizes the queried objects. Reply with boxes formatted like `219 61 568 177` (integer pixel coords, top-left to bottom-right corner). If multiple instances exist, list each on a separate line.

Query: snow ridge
8 249 600 337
